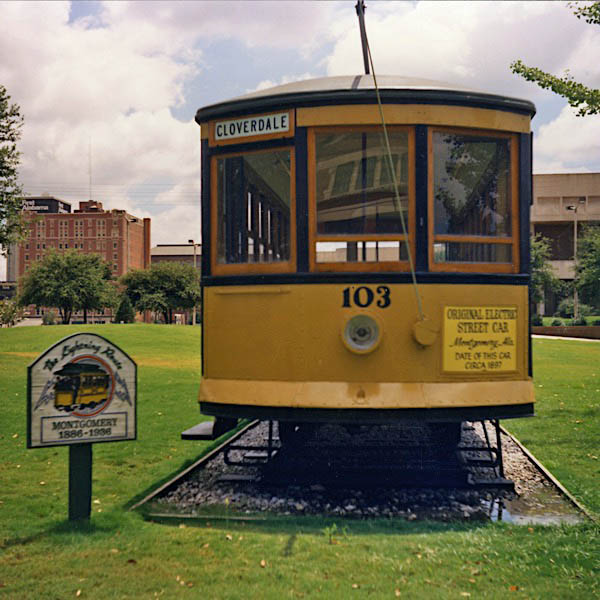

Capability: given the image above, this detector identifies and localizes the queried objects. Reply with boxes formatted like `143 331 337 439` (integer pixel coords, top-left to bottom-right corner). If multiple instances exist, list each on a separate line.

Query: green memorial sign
27 333 137 520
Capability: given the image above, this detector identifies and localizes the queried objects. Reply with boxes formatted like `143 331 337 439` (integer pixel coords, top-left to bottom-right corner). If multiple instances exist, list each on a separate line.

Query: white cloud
324 1 594 99
534 105 600 173
252 72 320 93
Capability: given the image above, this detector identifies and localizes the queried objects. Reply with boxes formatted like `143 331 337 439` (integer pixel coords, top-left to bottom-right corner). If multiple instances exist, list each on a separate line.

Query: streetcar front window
431 129 517 271
315 130 409 236
312 127 414 271
215 148 293 268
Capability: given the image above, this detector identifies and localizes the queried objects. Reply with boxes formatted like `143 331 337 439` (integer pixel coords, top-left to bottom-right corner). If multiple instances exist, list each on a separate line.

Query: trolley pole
355 0 370 75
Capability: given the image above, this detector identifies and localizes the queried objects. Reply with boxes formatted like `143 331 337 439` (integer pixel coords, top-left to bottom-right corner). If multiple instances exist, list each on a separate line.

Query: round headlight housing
342 314 381 354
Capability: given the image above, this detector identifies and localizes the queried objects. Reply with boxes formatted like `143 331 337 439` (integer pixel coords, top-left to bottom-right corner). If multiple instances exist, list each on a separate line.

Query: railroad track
132 420 591 524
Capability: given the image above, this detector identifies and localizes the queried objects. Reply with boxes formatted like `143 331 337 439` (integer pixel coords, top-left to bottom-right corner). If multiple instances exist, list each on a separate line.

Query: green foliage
0 84 26 252
531 313 543 326
575 224 600 309
41 310 57 325
551 318 564 326
530 234 561 307
570 0 600 25
18 249 114 324
0 297 21 326
557 297 593 319
510 3 600 116
114 293 135 323
571 315 589 326
120 262 200 324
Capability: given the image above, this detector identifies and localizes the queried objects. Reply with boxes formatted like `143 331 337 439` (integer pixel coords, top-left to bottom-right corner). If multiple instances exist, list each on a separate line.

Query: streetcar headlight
342 314 381 354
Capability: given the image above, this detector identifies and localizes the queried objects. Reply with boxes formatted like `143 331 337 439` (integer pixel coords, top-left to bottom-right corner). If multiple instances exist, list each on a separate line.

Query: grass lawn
1 325 598 599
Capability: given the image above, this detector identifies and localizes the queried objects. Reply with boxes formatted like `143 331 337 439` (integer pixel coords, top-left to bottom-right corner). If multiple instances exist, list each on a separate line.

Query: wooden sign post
27 333 137 521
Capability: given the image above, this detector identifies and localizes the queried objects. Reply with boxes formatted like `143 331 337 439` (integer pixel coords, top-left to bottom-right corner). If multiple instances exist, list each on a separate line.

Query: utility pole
188 239 198 325
566 199 585 320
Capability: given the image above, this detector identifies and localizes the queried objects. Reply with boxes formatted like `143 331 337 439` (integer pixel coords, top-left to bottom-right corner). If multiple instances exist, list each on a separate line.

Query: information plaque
28 333 136 448
443 306 518 373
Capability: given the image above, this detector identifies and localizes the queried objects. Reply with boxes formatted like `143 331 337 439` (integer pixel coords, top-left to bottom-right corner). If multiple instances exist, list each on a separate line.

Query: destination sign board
211 111 293 145
443 306 518 373
27 333 136 448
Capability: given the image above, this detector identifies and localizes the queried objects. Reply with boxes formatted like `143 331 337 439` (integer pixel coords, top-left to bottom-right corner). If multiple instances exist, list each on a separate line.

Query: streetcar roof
195 74 536 123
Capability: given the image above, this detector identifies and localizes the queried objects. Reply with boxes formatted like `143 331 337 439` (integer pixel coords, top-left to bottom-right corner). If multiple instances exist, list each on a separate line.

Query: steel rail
129 419 259 511
500 425 597 523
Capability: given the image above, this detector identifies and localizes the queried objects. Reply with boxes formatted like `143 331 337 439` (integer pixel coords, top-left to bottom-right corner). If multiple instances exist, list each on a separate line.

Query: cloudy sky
1 0 599 278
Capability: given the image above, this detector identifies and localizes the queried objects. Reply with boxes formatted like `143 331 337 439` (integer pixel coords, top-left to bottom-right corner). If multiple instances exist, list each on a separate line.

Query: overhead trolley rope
355 0 425 323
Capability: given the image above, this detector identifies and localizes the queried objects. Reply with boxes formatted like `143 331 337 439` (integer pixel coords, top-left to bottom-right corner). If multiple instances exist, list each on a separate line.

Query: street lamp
565 199 585 320
188 239 198 325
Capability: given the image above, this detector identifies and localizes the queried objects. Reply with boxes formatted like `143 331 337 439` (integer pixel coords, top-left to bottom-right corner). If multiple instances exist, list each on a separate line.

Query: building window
113 253 118 259
113 242 117 249
213 147 295 273
430 128 517 272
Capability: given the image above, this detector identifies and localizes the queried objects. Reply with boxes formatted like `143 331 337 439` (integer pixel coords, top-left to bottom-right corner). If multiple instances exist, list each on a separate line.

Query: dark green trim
208 136 295 155
201 139 211 277
295 127 309 272
200 401 535 423
201 272 530 287
519 132 532 275
415 125 428 272
69 443 92 521
196 89 536 124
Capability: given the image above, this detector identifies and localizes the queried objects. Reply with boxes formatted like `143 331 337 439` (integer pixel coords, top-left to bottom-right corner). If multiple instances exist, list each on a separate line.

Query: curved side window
429 128 519 273
310 127 415 272
211 147 295 274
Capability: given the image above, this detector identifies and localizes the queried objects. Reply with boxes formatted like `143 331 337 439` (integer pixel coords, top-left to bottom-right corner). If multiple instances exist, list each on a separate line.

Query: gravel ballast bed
157 421 581 523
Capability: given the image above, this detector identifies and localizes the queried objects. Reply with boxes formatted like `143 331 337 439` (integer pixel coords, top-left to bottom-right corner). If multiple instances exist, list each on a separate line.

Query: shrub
571 316 588 326
531 314 543 326
42 311 57 325
551 318 564 326
114 295 135 324
557 298 593 318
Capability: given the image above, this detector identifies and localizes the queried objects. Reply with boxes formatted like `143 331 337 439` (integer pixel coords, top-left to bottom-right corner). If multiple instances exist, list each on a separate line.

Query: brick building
7 197 151 321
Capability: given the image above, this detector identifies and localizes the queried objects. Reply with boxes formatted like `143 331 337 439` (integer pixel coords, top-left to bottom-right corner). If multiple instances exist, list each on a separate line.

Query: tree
114 293 135 323
19 250 115 324
510 2 600 116
0 297 22 327
120 262 200 324
530 234 562 312
575 224 600 310
0 84 26 253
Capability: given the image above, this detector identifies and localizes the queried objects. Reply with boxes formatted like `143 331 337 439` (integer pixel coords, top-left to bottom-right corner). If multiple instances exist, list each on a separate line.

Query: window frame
427 126 519 274
210 145 297 276
308 125 416 273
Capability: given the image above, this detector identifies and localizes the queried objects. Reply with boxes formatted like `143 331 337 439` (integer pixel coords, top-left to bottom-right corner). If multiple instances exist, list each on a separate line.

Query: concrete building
150 243 201 325
531 172 600 314
8 196 151 322
150 243 201 274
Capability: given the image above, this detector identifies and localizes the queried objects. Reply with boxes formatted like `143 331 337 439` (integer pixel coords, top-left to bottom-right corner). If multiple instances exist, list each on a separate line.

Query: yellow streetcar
54 362 110 412
192 74 536 446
